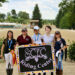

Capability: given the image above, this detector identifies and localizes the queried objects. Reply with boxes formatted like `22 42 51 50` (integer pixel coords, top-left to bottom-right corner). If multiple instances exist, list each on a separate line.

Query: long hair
4 30 13 46
6 30 13 39
53 31 62 46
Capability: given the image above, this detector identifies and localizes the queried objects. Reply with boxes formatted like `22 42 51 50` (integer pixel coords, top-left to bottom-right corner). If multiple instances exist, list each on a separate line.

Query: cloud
0 0 62 19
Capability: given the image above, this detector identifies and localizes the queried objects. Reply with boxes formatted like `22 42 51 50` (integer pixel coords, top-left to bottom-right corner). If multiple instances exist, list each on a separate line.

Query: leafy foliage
0 13 6 22
68 41 75 61
0 9 30 24
42 20 55 25
0 38 4 55
59 12 71 29
55 0 75 29
0 0 7 6
32 4 42 28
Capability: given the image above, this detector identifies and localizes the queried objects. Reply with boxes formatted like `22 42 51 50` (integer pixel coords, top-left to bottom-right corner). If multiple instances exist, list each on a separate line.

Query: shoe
6 69 10 75
9 69 13 75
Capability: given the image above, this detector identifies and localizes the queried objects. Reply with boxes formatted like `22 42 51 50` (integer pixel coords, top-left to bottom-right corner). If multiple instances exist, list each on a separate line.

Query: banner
18 45 53 72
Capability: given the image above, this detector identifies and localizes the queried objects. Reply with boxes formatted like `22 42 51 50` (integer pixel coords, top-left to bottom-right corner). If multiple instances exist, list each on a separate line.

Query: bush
0 38 4 55
68 41 75 61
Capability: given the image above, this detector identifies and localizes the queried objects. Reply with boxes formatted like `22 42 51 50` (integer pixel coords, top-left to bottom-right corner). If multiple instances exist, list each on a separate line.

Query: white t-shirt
32 34 42 44
43 34 54 44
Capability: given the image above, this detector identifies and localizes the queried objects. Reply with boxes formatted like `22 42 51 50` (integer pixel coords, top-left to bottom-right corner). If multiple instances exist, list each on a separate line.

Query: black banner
19 45 53 72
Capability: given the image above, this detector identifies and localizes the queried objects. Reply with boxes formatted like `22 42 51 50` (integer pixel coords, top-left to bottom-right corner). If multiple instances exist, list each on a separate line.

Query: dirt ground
0 61 75 75
0 26 75 75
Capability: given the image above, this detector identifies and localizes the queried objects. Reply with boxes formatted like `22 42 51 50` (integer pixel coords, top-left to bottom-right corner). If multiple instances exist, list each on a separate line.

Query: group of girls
0 25 67 75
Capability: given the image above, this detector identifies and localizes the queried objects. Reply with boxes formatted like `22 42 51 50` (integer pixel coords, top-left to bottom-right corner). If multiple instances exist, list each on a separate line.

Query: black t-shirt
3 39 16 53
54 38 66 53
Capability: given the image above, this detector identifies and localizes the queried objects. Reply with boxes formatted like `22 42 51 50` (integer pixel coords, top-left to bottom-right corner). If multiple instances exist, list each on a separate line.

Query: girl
17 28 32 45
0 30 16 75
54 31 66 75
42 26 54 75
42 26 54 45
32 26 43 45
17 28 32 75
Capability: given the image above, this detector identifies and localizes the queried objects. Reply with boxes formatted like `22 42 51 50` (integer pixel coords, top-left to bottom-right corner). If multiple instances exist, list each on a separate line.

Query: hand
0 55 3 59
42 42 46 45
59 49 61 53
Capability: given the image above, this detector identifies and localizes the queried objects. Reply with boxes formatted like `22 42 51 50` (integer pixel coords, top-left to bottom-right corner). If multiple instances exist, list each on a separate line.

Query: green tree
55 0 75 29
0 0 7 6
6 12 12 22
59 12 71 29
55 9 63 27
6 10 30 24
11 9 17 19
32 4 42 28
0 13 6 22
18 11 29 24
70 0 75 29
18 11 29 19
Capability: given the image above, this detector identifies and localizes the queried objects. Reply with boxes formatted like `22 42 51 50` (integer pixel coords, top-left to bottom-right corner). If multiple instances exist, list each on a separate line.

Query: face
55 34 60 38
45 27 51 33
8 32 13 38
22 31 27 35
34 29 39 34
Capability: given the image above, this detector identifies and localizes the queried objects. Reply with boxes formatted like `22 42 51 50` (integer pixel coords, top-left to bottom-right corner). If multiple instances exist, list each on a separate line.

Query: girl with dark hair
17 28 32 75
0 30 16 75
17 28 32 45
54 31 67 75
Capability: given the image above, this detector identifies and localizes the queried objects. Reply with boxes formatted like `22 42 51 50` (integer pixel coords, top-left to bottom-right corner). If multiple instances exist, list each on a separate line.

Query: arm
0 44 5 58
61 38 67 50
16 37 20 46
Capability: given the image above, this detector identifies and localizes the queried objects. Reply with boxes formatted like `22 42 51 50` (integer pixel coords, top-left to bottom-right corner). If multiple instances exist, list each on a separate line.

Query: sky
0 0 62 19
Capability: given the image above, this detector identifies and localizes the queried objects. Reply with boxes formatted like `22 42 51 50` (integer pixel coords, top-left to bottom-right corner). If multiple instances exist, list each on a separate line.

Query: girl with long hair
54 31 67 75
0 30 16 75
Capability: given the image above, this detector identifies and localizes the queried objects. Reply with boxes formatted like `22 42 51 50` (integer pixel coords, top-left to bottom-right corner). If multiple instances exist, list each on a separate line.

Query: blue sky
0 0 62 19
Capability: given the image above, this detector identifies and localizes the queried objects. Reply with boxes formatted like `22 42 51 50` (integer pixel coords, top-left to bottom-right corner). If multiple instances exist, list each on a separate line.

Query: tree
32 4 42 28
6 10 30 24
18 11 29 19
11 9 17 19
70 0 75 29
0 0 7 6
18 11 29 24
55 9 63 27
59 12 71 29
55 0 75 29
0 13 6 22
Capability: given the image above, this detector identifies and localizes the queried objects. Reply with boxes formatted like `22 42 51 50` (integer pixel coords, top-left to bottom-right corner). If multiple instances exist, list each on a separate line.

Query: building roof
30 20 39 23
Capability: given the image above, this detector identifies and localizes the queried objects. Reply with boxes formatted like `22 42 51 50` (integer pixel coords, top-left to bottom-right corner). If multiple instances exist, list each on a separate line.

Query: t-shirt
32 33 42 44
54 38 66 53
17 35 32 45
3 39 16 53
42 34 54 44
